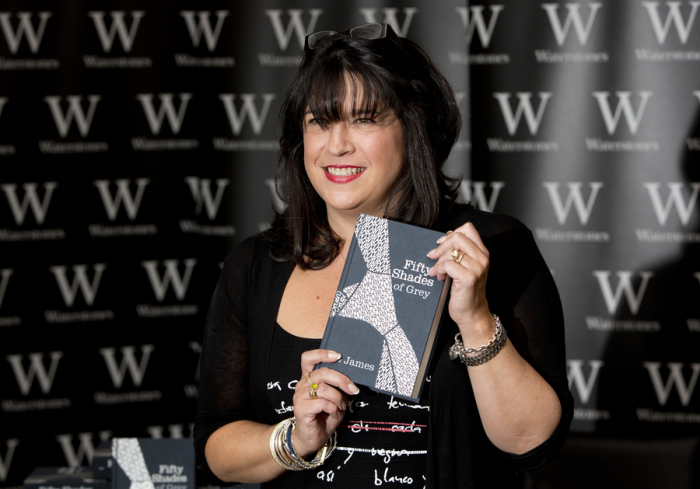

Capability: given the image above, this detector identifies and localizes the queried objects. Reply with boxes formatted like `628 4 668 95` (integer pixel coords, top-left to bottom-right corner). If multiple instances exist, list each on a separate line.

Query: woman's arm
428 222 562 454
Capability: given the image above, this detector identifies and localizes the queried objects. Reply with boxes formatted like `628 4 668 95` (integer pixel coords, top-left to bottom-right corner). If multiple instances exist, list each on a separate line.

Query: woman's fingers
300 350 360 396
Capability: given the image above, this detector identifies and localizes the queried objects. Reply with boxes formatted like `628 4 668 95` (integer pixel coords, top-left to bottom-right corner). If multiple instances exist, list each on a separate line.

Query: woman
194 23 573 488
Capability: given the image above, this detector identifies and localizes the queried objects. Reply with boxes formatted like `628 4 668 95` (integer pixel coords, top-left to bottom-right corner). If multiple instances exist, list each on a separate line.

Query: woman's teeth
326 167 365 176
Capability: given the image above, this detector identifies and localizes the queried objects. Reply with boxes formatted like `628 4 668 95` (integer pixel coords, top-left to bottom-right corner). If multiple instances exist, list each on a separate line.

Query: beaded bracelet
449 314 507 367
269 417 337 471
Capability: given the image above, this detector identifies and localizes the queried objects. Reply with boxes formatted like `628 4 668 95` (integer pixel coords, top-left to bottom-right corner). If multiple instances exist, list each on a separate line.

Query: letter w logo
141 259 197 301
543 182 603 225
541 3 603 46
44 96 101 138
493 92 553 135
87 11 145 53
55 432 111 467
136 93 192 135
219 94 276 136
50 264 107 307
643 1 700 44
455 5 504 48
644 182 700 226
593 91 652 135
265 9 323 51
1 182 57 225
184 177 230 219
6 351 63 395
567 359 604 404
643 362 700 406
592 270 654 315
93 179 149 221
0 11 52 54
457 180 505 212
359 8 418 37
99 345 155 388
180 10 229 51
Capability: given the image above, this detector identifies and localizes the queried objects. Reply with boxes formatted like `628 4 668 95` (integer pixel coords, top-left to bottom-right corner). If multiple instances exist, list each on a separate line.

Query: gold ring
451 248 465 264
309 384 319 400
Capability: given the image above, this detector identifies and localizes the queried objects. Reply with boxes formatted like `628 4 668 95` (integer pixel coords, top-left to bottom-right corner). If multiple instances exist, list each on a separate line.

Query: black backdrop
1 1 699 488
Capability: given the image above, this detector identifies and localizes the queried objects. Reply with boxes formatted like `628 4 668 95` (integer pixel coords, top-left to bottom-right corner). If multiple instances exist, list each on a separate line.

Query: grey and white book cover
319 214 451 402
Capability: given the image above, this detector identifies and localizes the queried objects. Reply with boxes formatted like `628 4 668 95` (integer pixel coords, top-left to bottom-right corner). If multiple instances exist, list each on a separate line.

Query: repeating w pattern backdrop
0 0 698 487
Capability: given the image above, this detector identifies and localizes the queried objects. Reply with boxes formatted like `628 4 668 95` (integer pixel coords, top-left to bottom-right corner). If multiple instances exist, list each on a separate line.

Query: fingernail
349 383 360 395
329 351 342 361
427 248 436 257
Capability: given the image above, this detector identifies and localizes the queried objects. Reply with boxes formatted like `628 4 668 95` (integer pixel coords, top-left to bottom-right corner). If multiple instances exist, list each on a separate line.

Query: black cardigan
194 205 574 488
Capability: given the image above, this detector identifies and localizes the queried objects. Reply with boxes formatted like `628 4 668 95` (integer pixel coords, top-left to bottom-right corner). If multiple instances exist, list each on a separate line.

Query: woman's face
303 79 404 220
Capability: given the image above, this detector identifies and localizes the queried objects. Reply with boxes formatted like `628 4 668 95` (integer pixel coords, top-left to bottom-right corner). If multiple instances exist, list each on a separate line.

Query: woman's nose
327 123 354 156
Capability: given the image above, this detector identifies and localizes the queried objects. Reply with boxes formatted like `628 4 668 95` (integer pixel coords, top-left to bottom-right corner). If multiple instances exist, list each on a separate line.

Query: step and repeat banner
466 0 700 437
1 0 699 488
0 2 467 488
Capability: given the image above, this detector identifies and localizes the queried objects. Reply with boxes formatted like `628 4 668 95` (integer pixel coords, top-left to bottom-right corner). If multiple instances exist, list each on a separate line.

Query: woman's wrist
456 310 496 349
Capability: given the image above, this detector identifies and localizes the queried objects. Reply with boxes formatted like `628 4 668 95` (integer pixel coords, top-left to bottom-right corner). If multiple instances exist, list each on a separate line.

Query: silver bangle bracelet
449 314 507 367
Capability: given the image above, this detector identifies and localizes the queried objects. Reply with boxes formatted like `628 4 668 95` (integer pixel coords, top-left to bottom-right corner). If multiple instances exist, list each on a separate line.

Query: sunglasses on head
304 23 398 51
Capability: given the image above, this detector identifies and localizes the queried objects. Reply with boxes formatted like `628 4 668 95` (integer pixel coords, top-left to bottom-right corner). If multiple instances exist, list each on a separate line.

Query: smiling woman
194 23 572 489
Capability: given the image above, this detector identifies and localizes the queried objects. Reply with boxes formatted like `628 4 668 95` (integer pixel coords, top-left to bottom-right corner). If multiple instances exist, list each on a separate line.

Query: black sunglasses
304 23 398 51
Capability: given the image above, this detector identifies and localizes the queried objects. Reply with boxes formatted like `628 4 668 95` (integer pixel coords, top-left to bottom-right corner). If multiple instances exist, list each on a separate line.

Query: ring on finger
451 248 466 265
309 383 319 400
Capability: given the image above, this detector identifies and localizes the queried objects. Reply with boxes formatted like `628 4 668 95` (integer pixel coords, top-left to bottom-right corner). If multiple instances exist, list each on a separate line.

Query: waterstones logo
95 346 162 405
636 2 700 61
90 179 156 237
637 183 700 243
2 352 70 412
489 92 558 152
643 362 700 407
133 93 198 151
457 180 504 212
567 359 610 421
0 182 65 241
452 6 509 65
358 7 418 37
84 11 151 68
586 91 658 152
537 182 610 242
536 3 608 63
259 9 322 67
138 260 199 317
592 270 654 315
181 177 235 236
47 264 114 324
41 96 108 153
0 12 58 70
214 93 278 151
55 432 111 466
176 11 235 68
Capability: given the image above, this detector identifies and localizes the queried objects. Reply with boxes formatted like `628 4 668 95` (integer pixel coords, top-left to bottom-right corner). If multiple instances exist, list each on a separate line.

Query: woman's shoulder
221 231 278 270
444 203 530 238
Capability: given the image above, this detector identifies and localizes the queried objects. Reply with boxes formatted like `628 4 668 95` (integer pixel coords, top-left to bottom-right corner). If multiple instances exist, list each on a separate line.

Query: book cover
111 438 194 489
318 214 451 402
24 467 110 489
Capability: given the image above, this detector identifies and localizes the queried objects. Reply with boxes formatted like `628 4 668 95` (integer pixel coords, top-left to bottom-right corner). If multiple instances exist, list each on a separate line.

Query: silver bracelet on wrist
449 314 507 367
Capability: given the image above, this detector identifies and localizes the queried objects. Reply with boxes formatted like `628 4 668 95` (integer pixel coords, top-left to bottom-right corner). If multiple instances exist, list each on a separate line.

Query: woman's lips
324 166 365 183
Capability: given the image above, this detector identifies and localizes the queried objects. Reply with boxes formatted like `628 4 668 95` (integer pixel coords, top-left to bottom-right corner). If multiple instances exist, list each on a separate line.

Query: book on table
318 213 451 402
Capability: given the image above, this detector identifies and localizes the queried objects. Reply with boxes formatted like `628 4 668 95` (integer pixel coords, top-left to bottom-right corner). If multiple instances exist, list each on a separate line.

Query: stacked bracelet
269 417 337 471
449 314 507 367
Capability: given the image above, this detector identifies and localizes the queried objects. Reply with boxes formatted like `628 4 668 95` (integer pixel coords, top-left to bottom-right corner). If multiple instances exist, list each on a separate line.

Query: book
111 438 194 489
23 467 110 489
318 214 451 402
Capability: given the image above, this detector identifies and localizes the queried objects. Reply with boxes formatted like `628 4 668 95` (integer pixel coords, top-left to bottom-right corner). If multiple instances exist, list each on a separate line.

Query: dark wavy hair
268 26 461 269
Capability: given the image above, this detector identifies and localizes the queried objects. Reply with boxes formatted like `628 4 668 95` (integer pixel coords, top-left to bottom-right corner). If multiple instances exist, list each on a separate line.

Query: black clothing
194 205 574 488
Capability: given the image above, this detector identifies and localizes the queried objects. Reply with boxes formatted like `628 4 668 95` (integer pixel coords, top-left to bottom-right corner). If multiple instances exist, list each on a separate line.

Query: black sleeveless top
264 323 429 488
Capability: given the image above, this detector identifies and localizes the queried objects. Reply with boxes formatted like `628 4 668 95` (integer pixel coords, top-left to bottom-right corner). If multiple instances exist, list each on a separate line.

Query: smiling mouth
325 167 365 176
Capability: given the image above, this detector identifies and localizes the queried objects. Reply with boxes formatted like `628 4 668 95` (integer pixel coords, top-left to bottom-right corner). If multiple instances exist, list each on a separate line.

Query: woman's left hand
427 222 493 337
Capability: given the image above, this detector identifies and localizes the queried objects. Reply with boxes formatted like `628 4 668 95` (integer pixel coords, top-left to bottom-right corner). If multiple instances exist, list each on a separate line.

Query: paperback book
318 214 451 402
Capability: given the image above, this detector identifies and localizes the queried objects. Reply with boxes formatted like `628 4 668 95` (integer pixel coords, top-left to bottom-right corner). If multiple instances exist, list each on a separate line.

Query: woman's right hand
291 349 359 457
